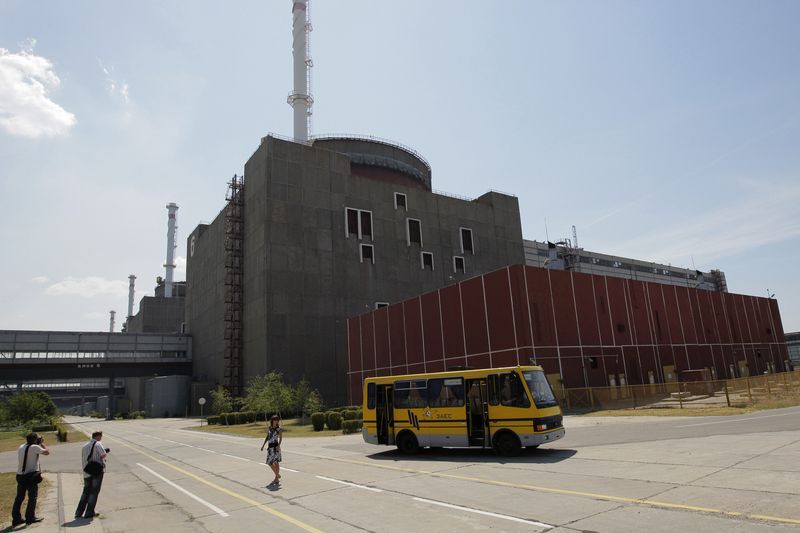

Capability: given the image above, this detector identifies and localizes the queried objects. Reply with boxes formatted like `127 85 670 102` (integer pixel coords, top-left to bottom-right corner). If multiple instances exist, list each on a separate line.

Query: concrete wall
144 375 190 417
187 136 524 404
126 296 185 333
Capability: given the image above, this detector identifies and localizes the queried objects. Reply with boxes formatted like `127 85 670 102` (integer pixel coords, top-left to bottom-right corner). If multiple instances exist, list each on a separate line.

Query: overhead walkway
0 330 192 382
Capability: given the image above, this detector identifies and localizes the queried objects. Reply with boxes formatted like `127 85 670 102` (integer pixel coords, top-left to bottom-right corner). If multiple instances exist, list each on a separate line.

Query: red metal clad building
346 264 788 403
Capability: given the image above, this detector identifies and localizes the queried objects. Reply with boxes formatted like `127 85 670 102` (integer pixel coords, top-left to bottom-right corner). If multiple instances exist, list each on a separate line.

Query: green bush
326 412 343 430
311 412 326 431
129 411 146 420
342 410 358 420
355 408 363 419
56 427 68 442
341 420 362 434
206 416 220 425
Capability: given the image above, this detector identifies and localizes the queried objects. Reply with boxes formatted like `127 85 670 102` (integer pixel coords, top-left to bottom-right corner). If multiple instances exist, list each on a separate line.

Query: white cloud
175 256 186 279
45 276 128 298
0 42 76 138
31 276 49 284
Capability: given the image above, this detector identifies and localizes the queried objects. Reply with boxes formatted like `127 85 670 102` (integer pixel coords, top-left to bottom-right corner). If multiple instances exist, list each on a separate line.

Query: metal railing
561 371 800 412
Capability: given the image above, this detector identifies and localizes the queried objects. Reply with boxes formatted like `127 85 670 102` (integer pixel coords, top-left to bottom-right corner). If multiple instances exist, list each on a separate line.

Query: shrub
342 420 362 434
311 412 326 431
342 410 358 420
206 416 220 425
56 427 68 442
326 411 343 430
355 408 363 419
130 411 146 420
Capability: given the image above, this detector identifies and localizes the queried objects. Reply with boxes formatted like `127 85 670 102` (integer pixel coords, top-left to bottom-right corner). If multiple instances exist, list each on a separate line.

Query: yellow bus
362 366 564 455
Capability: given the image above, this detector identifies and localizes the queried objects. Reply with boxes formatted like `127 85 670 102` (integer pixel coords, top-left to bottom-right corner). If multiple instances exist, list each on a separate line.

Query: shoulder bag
83 441 104 476
22 444 43 484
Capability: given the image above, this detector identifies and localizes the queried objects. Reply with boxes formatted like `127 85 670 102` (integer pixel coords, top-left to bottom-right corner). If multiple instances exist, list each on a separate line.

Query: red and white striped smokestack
288 0 313 141
164 203 179 298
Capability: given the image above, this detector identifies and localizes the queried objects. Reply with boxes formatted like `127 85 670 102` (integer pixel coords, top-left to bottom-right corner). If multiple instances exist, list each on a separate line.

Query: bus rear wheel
397 432 419 455
493 432 522 457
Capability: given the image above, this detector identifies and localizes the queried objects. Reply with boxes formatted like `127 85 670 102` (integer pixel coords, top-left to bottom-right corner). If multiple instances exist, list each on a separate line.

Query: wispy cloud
613 180 800 268
98 58 130 104
0 39 76 138
45 276 128 298
175 256 186 279
31 276 49 284
585 193 653 228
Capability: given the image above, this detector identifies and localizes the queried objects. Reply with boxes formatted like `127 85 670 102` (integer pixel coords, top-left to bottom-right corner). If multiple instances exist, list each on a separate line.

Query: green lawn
0 423 88 453
189 418 346 439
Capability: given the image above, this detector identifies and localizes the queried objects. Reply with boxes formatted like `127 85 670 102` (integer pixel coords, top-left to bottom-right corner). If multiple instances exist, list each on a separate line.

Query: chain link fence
561 371 800 412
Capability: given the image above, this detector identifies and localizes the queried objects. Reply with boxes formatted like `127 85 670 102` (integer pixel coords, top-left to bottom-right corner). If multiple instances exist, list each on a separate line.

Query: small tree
292 378 313 417
303 390 323 424
4 392 56 425
242 371 293 421
210 386 233 416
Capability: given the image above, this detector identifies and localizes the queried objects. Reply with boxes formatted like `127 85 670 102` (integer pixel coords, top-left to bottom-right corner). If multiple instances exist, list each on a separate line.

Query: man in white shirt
75 431 108 520
11 432 49 526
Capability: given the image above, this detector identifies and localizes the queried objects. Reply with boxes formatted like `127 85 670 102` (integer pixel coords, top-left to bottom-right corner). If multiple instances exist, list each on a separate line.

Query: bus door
376 384 394 445
465 378 488 447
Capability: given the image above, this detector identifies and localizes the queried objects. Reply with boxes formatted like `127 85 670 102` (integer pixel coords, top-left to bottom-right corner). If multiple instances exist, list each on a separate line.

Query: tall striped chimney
288 0 313 141
164 203 179 298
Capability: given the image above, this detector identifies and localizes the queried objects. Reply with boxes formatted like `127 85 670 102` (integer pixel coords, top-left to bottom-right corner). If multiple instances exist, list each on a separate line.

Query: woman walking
261 414 283 486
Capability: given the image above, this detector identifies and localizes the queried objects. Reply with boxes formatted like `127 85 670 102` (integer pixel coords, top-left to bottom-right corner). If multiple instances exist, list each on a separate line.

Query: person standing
11 432 49 526
75 431 108 520
260 415 283 486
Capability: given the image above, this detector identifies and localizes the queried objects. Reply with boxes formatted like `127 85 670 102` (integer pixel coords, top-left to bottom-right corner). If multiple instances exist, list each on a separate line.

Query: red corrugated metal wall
346 265 790 403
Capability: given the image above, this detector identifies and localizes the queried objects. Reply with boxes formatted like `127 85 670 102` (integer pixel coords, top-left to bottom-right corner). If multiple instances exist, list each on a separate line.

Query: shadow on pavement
63 517 95 528
366 446 577 464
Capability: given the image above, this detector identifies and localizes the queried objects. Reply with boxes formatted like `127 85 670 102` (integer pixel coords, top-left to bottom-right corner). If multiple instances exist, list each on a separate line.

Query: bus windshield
523 371 558 408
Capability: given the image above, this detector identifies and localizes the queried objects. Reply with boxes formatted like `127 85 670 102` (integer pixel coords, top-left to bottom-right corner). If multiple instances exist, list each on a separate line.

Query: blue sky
1 1 798 332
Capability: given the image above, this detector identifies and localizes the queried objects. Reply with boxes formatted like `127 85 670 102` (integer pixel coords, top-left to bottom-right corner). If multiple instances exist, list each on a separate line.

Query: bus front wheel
397 432 419 455
493 431 522 457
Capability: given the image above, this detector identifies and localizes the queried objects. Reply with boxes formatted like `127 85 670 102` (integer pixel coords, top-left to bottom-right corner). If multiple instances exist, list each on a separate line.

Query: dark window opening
460 228 474 254
407 219 422 246
617 323 626 333
588 356 598 369
427 378 464 408
375 302 389 309
394 193 407 210
360 211 372 238
346 208 359 237
367 382 376 409
454 256 465 274
360 244 374 264
422 252 434 271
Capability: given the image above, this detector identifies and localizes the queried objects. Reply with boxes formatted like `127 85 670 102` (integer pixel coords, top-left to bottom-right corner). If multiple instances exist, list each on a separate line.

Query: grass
189 418 346 439
0 423 89 453
579 398 800 417
0 472 51 528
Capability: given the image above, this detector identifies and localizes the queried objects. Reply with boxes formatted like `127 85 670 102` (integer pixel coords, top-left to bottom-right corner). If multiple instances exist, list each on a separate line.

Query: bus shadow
366 446 576 464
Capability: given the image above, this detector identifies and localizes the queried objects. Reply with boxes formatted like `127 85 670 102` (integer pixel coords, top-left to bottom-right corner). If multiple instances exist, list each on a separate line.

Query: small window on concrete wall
421 251 434 271
394 192 407 210
375 302 389 309
360 244 374 264
407 218 422 246
345 207 372 240
460 227 474 254
453 256 465 274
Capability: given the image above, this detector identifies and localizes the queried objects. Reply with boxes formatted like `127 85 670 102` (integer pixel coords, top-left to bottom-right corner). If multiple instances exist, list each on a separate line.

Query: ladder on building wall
224 174 245 396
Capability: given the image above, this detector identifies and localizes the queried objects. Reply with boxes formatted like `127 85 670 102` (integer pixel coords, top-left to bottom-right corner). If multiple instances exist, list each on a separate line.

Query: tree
242 371 293 419
3 392 56 424
209 386 233 415
303 390 323 420
292 378 323 424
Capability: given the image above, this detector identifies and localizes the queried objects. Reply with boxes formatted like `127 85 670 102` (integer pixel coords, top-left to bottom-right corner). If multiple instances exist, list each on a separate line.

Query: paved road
1 408 799 532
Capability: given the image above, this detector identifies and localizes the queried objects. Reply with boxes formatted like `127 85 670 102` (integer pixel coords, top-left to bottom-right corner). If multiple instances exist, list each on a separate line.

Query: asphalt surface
1 407 799 532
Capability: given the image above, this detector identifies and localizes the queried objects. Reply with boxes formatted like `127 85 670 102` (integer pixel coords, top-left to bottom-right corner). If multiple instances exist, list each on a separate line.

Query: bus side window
499 373 530 408
394 381 410 408
367 382 376 409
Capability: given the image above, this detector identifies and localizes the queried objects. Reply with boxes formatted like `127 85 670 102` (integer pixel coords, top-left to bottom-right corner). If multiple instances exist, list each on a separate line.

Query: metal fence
561 371 800 412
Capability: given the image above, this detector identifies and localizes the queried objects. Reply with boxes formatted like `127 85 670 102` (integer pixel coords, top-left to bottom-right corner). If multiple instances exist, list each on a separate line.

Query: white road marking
675 411 800 428
413 497 552 528
281 467 299 473
197 447 216 453
137 463 229 517
221 453 249 461
315 475 383 492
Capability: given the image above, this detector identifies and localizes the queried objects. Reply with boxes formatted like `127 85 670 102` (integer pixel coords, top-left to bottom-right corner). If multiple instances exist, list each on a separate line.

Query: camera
105 448 110 453
36 436 43 445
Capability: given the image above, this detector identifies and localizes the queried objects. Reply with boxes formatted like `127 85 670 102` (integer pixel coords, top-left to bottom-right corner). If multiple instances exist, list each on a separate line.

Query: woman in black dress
260 415 283 485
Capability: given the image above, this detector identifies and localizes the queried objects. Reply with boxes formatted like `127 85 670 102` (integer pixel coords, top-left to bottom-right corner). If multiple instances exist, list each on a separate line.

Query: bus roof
363 365 545 384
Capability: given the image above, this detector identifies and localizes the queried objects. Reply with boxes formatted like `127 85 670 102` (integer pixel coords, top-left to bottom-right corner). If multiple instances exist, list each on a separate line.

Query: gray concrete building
125 281 186 334
186 135 524 403
524 240 728 292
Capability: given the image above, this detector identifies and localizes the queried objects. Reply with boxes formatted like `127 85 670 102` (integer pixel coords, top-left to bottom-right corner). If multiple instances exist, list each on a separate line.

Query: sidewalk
4 473 102 533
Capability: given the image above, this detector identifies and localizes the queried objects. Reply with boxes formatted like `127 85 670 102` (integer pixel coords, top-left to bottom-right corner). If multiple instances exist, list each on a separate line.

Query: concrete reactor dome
312 135 432 191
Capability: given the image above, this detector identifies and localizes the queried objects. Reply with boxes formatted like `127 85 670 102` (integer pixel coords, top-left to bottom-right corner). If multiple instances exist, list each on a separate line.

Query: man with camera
75 431 109 520
11 432 49 526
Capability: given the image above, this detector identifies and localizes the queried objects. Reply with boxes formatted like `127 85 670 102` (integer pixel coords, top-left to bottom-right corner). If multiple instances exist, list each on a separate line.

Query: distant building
786 331 800 365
